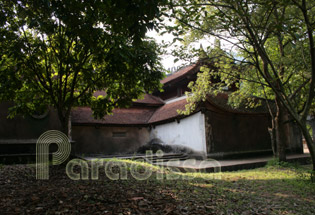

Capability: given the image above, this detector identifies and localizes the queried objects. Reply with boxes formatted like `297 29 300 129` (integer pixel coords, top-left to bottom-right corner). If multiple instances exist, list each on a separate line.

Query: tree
167 0 315 169
0 0 167 138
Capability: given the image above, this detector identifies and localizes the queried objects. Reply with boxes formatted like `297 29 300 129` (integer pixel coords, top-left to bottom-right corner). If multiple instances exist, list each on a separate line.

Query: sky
146 29 229 73
146 30 182 72
146 18 238 73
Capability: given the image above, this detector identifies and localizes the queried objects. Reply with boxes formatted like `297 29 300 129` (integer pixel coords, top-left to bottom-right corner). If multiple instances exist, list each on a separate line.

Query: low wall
0 102 61 140
72 126 150 155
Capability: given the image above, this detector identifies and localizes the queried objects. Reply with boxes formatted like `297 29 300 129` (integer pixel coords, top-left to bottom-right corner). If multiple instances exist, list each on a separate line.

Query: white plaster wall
150 112 207 155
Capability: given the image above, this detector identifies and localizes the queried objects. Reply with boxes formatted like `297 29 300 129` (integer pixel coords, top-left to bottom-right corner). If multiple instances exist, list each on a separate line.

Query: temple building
0 63 304 161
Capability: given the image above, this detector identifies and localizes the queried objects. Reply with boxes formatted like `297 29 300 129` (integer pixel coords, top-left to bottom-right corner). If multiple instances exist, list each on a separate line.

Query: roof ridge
161 64 198 84
146 104 162 124
146 94 165 104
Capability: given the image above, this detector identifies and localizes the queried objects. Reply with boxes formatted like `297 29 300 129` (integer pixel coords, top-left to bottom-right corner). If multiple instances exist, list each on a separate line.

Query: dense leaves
0 0 167 135
165 0 315 169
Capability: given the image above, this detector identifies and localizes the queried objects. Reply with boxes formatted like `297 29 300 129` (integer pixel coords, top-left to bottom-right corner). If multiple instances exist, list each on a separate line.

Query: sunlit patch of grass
153 161 312 208
1 159 314 215
94 158 314 184
85 158 315 212
96 158 161 170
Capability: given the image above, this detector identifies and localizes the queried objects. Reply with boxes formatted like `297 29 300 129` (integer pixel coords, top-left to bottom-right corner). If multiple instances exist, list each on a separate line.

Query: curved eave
205 96 270 116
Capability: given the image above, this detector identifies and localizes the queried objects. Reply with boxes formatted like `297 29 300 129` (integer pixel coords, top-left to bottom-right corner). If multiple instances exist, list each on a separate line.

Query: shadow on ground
0 163 314 215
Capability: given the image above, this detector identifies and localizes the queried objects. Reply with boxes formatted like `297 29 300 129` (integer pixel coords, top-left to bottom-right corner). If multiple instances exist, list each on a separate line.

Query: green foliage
167 1 315 167
0 0 167 131
266 158 300 169
266 159 315 182
178 66 212 115
178 43 259 115
296 168 315 183
168 0 315 115
165 0 315 169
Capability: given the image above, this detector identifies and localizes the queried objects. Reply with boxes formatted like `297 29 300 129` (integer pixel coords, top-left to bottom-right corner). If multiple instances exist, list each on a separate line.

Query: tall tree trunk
58 110 72 140
298 0 315 171
275 96 287 162
263 85 277 156
268 119 277 156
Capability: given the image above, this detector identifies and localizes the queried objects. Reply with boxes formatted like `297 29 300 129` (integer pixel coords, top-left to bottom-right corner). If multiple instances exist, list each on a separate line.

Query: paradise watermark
36 130 222 180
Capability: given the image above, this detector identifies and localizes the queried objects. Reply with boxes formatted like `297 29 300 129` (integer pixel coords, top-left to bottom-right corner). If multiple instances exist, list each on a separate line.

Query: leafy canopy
165 0 315 118
0 0 167 122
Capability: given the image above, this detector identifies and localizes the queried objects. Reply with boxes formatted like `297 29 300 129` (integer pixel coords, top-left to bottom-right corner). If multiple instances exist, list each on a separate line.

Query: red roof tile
71 107 156 125
71 92 270 126
133 94 164 106
71 97 190 126
93 91 164 106
148 98 188 124
161 64 198 85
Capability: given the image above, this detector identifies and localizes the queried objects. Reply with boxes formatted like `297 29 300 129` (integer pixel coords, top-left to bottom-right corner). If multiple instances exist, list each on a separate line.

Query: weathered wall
206 111 271 153
72 126 150 155
286 122 303 153
150 112 207 157
0 102 61 140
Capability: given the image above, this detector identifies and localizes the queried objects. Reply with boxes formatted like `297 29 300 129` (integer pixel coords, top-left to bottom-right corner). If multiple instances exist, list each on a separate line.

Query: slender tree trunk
268 119 277 156
262 83 277 156
275 97 287 162
282 107 294 152
58 110 72 139
298 0 315 171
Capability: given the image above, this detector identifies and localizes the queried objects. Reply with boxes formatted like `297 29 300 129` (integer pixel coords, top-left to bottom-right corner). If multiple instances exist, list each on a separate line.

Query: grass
0 159 314 214
106 159 315 214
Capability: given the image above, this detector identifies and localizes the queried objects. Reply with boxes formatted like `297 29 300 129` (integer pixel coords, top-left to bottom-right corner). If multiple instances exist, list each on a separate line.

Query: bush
266 158 300 169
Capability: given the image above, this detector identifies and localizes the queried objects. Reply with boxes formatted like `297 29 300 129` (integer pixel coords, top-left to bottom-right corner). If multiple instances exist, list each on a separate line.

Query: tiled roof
71 92 271 126
133 94 164 106
207 93 272 114
93 91 164 106
71 98 188 126
161 64 198 85
71 107 156 126
148 98 188 124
